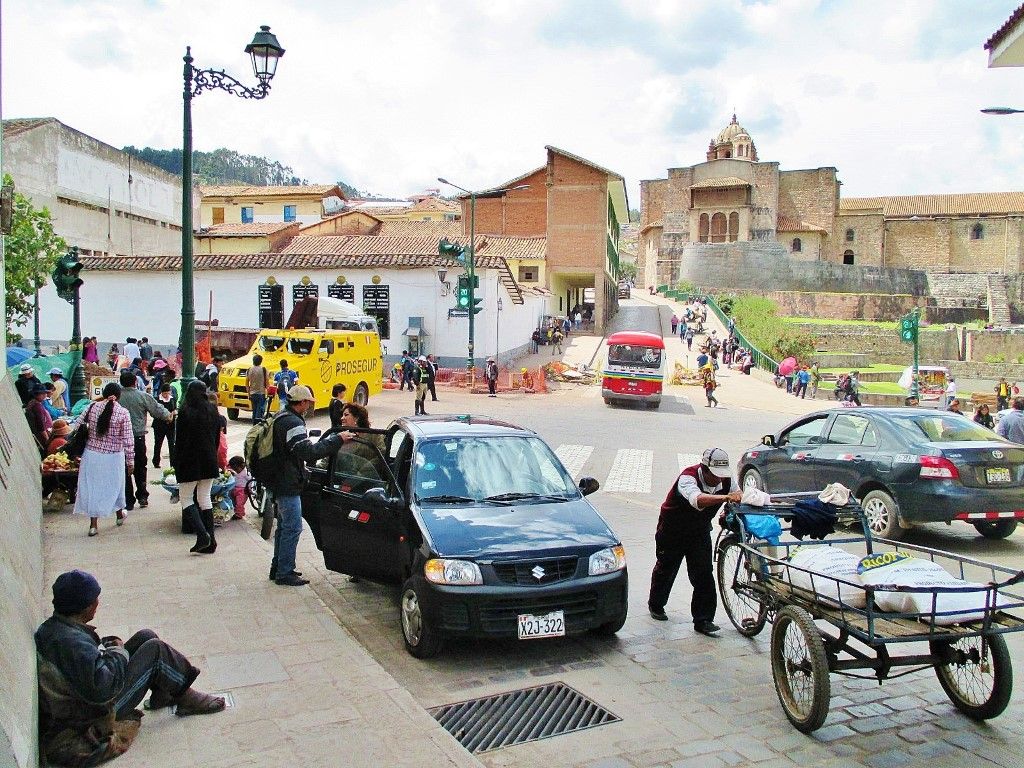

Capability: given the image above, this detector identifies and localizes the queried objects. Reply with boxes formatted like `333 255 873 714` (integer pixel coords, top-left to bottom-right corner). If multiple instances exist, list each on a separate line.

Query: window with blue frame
241 206 254 224
284 205 297 222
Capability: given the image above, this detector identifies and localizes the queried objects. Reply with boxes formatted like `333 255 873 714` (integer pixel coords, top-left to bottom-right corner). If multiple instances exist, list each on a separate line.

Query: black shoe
275 574 310 586
125 505 134 512
648 606 668 621
268 570 302 581
695 621 721 636
139 499 149 508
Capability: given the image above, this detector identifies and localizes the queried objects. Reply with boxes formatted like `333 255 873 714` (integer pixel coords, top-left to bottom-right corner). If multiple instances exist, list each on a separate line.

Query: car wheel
973 520 1018 539
226 408 239 421
353 383 369 406
400 577 443 659
741 469 765 493
861 489 903 540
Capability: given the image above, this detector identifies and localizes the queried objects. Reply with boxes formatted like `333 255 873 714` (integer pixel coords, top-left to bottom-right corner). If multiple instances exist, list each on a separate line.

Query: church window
843 250 855 265
792 238 802 253
698 213 709 243
845 228 855 242
971 223 984 240
711 212 727 243
728 212 739 242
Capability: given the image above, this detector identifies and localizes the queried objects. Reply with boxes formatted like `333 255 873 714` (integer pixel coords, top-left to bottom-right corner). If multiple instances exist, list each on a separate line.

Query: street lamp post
180 26 284 385
437 178 528 372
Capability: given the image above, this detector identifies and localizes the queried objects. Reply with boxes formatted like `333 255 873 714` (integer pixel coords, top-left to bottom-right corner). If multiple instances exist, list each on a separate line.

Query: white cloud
3 0 1022 206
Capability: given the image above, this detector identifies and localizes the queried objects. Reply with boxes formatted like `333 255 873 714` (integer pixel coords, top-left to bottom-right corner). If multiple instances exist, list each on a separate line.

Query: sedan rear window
414 436 578 503
890 414 997 443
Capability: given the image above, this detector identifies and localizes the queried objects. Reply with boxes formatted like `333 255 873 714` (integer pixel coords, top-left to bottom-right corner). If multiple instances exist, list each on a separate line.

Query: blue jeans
272 493 303 578
249 393 266 422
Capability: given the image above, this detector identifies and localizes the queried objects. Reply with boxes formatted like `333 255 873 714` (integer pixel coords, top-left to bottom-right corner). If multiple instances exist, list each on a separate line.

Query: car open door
765 414 830 492
316 433 408 582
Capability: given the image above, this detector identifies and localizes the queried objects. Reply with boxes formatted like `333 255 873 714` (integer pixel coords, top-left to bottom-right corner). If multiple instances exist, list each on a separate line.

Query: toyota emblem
993 450 1004 460
531 565 546 581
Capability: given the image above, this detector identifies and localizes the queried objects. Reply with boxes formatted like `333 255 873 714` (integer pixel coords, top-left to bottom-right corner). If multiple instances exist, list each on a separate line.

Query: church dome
716 113 749 144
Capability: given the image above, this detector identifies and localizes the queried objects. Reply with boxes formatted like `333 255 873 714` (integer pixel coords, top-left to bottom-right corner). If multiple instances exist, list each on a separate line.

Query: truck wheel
354 383 369 406
226 408 240 421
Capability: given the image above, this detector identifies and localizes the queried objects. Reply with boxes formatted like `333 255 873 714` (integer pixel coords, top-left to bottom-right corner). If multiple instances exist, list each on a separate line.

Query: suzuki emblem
993 450 1004 460
531 565 546 581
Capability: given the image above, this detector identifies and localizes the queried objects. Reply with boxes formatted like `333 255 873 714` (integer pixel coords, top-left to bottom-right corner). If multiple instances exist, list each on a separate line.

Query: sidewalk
40 446 483 768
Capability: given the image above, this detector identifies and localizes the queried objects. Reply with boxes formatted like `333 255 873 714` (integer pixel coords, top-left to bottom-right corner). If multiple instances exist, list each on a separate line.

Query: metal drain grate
429 682 620 753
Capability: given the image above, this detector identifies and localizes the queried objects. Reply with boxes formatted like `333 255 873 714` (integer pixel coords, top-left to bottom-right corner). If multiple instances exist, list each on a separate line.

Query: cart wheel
770 606 831 732
930 635 1012 720
716 536 768 637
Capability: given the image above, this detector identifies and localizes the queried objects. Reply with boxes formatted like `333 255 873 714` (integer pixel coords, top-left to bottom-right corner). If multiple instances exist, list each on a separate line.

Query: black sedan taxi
737 407 1024 540
301 416 628 658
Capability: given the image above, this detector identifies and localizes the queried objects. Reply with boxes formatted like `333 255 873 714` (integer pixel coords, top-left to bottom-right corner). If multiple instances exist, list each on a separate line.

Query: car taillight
920 455 959 480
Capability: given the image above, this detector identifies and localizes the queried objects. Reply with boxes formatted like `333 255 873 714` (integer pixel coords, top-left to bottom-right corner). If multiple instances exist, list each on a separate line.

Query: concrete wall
0 375 45 768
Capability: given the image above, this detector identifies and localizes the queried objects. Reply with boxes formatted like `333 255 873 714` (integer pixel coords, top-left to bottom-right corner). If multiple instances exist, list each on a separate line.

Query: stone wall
835 212 884 268
763 291 918 321
790 323 960 365
0 375 45 768
665 242 930 296
777 168 838 260
942 360 1024 381
884 217 1024 273
966 328 1024 363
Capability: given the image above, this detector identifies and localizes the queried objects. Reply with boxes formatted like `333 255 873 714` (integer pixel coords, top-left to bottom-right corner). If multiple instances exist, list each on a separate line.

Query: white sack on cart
788 547 866 608
858 552 1006 625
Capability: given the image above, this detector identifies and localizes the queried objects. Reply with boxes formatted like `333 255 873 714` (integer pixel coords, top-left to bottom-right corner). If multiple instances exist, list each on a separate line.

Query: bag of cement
787 546 866 608
857 552 1006 625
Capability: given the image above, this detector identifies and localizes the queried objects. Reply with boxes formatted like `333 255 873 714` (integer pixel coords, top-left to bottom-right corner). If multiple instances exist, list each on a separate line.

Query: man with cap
485 357 499 397
648 448 742 635
412 356 430 415
35 570 224 766
261 384 341 585
15 362 42 405
49 367 71 412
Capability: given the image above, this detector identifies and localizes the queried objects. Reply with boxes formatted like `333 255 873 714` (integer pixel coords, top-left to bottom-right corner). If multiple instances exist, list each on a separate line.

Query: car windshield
608 344 661 369
413 436 578 504
890 413 999 443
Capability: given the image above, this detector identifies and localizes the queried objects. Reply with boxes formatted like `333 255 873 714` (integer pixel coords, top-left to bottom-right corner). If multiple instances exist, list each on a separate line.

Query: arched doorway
843 250 855 265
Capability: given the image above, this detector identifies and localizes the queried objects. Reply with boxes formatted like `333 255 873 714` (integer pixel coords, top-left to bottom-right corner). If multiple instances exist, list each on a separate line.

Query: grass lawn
781 317 946 332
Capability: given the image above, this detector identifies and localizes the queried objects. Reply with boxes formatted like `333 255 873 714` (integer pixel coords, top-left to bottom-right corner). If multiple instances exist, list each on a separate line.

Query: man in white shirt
123 337 141 362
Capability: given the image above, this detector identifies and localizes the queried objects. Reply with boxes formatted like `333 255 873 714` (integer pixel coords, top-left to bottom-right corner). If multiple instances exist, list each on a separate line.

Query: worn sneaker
275 574 310 587
648 606 668 621
694 621 721 636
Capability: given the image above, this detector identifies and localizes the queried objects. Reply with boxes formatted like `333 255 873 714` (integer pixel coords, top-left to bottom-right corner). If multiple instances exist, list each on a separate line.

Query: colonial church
639 115 1024 290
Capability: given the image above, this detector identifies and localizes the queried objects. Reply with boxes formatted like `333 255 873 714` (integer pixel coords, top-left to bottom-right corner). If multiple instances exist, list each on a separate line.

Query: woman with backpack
172 381 222 554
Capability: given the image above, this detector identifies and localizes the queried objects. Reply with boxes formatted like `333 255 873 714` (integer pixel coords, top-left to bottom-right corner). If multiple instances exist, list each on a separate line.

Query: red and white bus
602 331 666 409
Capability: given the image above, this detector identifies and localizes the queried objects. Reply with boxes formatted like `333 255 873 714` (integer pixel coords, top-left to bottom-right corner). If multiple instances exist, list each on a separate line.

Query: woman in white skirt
74 382 134 536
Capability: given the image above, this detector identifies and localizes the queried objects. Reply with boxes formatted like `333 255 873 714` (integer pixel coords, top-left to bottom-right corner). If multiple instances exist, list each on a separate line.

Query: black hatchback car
737 408 1024 540
301 416 628 658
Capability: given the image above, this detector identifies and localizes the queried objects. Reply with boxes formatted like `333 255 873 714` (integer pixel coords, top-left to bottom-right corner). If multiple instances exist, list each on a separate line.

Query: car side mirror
364 487 400 513
578 477 600 496
762 434 775 447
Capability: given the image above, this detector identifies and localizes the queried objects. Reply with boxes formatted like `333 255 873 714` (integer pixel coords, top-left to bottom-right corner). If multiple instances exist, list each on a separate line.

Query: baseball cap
701 448 731 478
19 364 33 374
287 384 315 402
48 367 63 376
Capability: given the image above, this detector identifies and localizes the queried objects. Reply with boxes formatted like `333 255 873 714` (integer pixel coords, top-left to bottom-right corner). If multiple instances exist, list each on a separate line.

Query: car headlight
589 545 626 576
424 558 483 586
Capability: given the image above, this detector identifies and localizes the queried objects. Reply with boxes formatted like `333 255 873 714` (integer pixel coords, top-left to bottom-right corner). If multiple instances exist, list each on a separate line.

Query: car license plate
986 467 1012 484
517 610 565 639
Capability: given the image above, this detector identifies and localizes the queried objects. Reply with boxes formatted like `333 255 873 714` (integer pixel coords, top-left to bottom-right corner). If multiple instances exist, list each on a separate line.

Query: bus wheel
354 383 369 406
226 408 240 421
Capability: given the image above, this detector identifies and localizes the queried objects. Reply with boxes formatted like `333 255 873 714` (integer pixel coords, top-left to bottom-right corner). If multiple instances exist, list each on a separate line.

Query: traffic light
456 275 471 309
899 311 918 343
472 296 483 315
52 247 84 303
438 238 466 265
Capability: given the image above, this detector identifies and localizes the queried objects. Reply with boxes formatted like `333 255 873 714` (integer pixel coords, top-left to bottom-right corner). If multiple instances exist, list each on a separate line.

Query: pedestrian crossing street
554 445 703 494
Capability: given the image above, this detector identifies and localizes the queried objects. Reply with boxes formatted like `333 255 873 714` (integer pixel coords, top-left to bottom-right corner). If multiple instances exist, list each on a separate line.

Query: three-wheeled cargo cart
715 493 1024 732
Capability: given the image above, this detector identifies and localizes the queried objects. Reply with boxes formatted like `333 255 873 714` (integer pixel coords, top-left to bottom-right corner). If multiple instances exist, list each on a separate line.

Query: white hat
700 448 731 478
19 364 33 374
287 384 315 402
48 367 63 375
418 356 427 362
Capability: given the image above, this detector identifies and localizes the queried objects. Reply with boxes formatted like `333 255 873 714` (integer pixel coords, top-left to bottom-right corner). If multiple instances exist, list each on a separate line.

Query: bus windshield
608 344 662 369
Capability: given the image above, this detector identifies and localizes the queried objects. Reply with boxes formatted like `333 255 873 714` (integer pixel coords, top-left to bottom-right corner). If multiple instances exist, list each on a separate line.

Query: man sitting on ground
35 570 224 767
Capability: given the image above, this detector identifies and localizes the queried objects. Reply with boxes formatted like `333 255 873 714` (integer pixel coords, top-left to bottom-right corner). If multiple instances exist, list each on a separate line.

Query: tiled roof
986 4 1024 50
197 222 298 237
410 197 460 213
479 236 546 260
691 176 750 189
840 192 1024 218
297 210 383 231
639 220 663 234
776 216 828 234
2 117 56 137
375 220 462 239
199 184 346 199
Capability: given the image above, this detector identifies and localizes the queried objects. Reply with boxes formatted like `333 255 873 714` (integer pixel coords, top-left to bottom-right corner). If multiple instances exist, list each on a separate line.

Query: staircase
926 273 989 310
987 274 1012 326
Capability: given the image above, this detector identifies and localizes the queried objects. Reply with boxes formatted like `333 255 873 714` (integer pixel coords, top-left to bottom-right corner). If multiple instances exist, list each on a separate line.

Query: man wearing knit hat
35 570 224 766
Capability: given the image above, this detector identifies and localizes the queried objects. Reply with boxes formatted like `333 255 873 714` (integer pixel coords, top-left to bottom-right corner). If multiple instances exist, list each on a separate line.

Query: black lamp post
180 26 284 385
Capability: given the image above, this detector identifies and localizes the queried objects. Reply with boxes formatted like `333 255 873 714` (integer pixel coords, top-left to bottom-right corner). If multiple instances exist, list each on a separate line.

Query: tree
3 174 67 343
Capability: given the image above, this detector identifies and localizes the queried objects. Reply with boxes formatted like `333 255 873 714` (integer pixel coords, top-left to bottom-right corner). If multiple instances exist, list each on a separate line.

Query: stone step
987 274 1012 326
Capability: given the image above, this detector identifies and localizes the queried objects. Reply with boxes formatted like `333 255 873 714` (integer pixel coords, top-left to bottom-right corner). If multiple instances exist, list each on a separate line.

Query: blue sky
3 0 1023 206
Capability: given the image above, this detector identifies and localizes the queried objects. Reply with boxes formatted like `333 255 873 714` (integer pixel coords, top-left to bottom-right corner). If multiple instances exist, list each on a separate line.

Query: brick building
639 115 1024 289
461 146 629 332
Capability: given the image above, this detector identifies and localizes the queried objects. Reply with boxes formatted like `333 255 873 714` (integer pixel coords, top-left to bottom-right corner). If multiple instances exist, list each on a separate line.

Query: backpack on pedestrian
243 411 287 483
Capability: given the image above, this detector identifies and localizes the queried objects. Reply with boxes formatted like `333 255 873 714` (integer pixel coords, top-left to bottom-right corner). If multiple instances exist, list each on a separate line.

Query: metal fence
677 288 780 375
